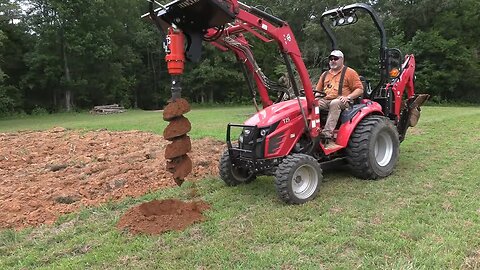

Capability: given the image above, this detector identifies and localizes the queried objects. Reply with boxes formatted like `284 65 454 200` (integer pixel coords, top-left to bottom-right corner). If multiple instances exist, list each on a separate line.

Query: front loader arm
213 4 316 111
145 0 317 116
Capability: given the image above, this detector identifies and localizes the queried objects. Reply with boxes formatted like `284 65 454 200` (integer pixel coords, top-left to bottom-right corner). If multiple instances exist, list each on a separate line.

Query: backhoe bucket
398 94 429 142
157 0 236 32
408 94 429 127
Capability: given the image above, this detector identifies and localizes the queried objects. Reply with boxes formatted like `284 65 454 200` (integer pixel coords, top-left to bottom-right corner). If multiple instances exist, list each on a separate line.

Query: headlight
238 127 253 144
237 125 275 145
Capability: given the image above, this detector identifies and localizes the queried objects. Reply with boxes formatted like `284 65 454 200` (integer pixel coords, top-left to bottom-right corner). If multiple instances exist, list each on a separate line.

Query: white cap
329 50 344 58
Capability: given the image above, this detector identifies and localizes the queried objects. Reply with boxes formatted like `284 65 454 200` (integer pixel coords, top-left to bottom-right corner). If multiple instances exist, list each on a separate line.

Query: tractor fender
336 101 384 147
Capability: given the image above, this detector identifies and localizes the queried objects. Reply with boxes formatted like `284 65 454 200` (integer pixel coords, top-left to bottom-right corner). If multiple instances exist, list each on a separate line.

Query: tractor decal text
178 0 200 9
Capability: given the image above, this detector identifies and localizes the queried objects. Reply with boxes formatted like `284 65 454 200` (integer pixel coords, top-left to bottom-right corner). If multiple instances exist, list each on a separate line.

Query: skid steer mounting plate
158 0 236 32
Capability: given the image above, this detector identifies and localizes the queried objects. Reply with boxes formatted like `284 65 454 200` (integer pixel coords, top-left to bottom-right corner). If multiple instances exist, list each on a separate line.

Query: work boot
324 139 341 150
319 134 331 146
319 132 332 140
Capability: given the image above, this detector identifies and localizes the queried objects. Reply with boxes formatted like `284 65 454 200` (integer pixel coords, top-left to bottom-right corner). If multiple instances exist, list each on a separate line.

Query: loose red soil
162 98 191 121
163 99 193 186
163 116 191 140
165 135 191 159
0 128 224 230
117 199 210 235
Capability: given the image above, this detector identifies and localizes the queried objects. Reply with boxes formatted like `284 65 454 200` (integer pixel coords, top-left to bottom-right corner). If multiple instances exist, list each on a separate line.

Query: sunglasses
329 56 340 61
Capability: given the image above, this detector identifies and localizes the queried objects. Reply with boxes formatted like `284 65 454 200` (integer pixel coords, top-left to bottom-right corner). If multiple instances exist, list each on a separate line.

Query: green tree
0 0 27 114
23 0 167 111
2 0 479 113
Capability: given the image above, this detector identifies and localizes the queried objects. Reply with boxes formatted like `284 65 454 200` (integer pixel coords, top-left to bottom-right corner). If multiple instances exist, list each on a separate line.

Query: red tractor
145 0 429 204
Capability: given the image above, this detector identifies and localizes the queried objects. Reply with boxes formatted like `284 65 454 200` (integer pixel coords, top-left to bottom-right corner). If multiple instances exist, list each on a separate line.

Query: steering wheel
297 90 326 98
313 90 326 98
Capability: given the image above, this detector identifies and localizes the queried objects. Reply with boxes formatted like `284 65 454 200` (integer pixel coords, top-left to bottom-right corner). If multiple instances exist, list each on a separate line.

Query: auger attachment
162 27 192 186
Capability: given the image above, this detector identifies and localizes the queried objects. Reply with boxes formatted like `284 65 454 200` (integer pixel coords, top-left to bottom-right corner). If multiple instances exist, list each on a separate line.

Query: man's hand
338 96 351 105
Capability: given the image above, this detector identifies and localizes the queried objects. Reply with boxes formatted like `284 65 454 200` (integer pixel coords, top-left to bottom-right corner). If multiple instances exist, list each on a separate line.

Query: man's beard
330 62 341 70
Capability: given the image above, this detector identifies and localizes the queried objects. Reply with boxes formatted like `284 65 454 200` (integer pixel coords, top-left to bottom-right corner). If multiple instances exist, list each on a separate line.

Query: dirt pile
0 128 224 230
117 199 210 235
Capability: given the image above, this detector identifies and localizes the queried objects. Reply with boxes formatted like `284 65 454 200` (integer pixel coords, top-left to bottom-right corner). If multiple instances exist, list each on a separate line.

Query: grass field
1 106 480 269
0 107 255 140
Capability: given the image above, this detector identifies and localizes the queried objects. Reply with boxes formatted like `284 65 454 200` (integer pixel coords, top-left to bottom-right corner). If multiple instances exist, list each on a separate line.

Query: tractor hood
244 98 307 127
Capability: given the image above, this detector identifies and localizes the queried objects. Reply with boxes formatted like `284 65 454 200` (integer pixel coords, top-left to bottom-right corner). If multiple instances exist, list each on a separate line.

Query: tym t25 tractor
145 0 429 204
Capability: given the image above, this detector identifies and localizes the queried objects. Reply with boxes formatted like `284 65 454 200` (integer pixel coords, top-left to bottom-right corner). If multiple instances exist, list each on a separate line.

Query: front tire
219 150 256 186
274 154 322 204
346 115 400 179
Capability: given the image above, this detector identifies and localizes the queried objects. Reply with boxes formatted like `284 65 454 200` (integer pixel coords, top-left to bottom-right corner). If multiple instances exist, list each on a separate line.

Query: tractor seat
359 75 372 99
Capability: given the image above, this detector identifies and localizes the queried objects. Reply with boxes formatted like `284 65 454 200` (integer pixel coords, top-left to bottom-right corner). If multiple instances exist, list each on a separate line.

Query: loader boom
146 0 320 136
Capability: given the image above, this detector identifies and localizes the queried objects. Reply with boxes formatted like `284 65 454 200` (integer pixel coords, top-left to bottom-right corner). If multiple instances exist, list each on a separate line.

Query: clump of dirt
0 128 224 230
163 115 191 140
162 98 191 121
117 199 210 235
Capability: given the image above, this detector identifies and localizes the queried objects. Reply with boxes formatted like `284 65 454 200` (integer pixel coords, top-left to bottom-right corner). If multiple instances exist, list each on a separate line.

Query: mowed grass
1 106 480 269
0 106 255 140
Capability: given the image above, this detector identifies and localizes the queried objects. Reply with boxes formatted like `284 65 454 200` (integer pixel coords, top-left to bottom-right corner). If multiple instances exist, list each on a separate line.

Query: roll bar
320 3 389 97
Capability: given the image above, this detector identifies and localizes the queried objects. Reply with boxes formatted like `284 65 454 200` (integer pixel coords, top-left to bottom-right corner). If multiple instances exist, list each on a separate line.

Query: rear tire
219 150 256 186
346 115 400 179
274 154 322 204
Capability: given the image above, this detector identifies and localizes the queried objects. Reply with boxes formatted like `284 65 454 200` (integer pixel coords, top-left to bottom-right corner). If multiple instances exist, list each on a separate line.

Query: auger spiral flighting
161 27 192 186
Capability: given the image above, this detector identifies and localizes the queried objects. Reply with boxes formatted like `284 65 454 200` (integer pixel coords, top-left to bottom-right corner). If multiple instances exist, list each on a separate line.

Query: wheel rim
232 165 251 181
291 164 318 200
374 130 394 167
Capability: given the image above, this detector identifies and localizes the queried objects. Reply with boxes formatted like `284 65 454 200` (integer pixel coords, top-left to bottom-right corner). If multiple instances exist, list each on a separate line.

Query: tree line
0 0 478 114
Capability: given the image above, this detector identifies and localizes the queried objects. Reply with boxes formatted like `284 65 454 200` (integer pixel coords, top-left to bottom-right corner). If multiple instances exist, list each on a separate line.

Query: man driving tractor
315 50 364 148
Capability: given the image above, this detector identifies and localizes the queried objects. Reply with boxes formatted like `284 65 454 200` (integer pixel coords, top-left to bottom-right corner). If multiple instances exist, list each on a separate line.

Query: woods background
0 0 479 114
